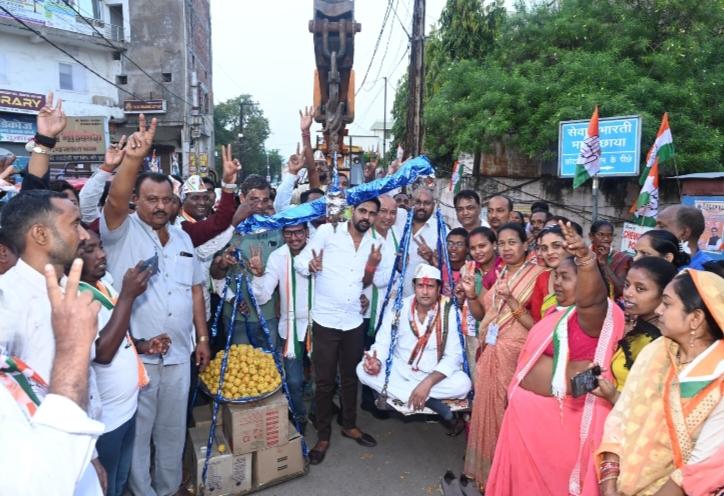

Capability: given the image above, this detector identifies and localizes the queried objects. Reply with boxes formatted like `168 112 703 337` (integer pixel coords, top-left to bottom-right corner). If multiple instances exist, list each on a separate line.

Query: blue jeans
231 317 279 351
282 342 308 426
425 398 453 422
96 414 136 496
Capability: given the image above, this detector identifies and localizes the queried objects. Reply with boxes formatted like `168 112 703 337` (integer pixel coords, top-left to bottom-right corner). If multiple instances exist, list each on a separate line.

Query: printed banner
620 222 652 256
682 196 724 259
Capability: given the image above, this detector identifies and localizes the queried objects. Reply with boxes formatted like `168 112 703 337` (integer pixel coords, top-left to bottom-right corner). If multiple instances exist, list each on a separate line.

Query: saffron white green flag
639 112 674 185
573 106 601 188
631 161 659 227
449 160 461 193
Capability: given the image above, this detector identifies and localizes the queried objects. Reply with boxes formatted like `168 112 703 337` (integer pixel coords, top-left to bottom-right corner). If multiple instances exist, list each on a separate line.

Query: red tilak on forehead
421 277 433 285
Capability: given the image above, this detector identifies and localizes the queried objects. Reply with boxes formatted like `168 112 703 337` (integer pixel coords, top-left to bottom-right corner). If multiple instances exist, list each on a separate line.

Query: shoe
308 447 327 465
440 470 463 496
361 402 391 420
442 416 466 437
341 429 377 447
459 474 483 496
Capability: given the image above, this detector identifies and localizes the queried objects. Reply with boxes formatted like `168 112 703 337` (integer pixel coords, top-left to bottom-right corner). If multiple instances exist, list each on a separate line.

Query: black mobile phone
570 365 602 398
139 253 159 275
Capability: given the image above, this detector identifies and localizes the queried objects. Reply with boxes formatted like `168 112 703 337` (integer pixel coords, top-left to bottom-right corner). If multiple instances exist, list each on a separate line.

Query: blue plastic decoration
236 155 435 234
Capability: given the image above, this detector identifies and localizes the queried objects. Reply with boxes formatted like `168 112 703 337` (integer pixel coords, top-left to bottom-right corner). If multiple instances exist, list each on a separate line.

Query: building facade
115 0 213 178
0 0 129 178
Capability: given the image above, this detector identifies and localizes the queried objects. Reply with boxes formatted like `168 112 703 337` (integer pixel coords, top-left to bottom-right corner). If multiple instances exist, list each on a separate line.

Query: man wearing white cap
357 263 471 434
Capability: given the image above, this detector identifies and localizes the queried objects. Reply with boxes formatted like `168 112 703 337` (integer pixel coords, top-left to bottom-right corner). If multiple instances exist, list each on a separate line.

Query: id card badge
485 322 499 346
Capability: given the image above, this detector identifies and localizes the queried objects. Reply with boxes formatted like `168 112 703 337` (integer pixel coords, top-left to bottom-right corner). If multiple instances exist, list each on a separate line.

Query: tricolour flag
449 160 461 193
630 161 659 227
573 106 601 189
639 112 674 185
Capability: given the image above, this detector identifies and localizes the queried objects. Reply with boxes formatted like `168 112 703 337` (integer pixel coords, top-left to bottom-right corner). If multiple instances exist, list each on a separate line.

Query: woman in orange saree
597 269 724 496
461 223 546 488
485 222 625 496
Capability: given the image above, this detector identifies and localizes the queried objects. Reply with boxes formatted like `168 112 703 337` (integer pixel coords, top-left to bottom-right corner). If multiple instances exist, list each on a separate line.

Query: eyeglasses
447 241 466 249
283 229 307 238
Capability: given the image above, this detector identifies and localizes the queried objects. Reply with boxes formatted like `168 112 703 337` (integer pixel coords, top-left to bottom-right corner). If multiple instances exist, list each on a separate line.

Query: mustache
153 210 167 215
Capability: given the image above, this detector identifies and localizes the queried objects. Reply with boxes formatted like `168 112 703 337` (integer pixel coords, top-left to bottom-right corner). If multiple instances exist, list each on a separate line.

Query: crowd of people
0 93 722 496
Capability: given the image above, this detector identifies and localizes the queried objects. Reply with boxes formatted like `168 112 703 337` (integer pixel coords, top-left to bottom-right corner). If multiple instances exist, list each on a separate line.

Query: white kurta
357 295 471 403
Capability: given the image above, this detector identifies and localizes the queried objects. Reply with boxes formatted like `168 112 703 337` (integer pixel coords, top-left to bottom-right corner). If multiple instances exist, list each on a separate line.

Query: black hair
549 215 583 236
676 206 706 240
590 219 615 234
49 179 79 203
0 228 17 255
447 227 469 240
673 272 723 340
393 191 408 199
497 222 527 244
467 226 497 245
531 201 550 213
240 174 270 196
530 210 553 222
355 196 380 210
510 211 526 225
639 229 690 267
702 260 724 279
630 257 677 294
489 195 513 211
134 172 173 195
536 225 564 242
0 190 66 253
202 176 217 189
300 188 325 204
453 189 480 207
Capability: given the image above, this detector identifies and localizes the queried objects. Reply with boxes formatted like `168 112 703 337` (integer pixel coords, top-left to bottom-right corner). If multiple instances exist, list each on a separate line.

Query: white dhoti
356 361 471 404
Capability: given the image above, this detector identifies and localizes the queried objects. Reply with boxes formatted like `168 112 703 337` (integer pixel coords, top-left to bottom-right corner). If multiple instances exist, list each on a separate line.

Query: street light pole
382 76 387 161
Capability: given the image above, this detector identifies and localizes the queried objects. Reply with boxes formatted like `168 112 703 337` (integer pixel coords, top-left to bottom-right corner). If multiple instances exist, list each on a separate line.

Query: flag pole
592 174 599 222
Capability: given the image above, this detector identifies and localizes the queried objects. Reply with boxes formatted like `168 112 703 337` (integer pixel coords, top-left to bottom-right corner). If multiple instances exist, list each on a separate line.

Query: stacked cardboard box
187 392 305 494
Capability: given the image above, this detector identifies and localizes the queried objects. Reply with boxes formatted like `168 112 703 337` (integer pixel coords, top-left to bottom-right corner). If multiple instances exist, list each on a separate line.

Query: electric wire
355 1 394 96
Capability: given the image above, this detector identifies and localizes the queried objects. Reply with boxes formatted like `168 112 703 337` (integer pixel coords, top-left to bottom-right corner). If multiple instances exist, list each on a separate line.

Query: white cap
413 263 441 282
180 175 205 200
314 150 325 162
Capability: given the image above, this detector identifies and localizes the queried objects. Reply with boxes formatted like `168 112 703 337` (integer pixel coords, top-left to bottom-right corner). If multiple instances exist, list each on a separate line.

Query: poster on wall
682 195 724 260
619 222 652 256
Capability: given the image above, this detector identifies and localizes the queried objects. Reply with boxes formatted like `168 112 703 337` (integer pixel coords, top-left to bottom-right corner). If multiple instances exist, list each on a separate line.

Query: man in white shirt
361 195 400 418
0 191 105 493
249 223 311 431
100 115 211 496
453 189 490 232
358 264 471 435
405 187 439 296
294 198 394 465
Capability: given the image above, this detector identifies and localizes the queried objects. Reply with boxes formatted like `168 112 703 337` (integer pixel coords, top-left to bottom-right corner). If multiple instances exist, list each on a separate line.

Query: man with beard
99 115 211 496
486 195 513 232
248 222 311 432
78 229 171 496
404 188 439 296
0 190 108 492
295 198 394 465
357 264 470 435
394 191 411 211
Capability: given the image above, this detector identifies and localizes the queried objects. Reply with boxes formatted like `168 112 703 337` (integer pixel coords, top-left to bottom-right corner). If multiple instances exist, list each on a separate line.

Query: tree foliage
213 95 272 178
397 0 723 174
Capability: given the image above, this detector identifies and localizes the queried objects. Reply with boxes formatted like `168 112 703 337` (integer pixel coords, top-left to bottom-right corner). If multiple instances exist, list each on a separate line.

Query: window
58 62 87 92
116 75 127 85
162 72 172 82
112 51 121 61
0 54 7 82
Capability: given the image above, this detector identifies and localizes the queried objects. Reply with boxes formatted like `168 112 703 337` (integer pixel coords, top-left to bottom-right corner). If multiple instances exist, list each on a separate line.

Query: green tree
265 149 283 183
396 0 723 174
214 95 271 178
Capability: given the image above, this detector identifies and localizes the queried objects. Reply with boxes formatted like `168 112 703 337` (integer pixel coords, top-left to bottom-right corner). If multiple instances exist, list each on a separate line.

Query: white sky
210 0 448 157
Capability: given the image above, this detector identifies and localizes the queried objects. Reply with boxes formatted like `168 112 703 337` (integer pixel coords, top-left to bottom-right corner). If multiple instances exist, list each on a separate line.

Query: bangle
599 475 618 484
574 254 596 267
600 461 620 471
600 467 620 478
198 336 208 343
511 305 526 319
221 181 237 191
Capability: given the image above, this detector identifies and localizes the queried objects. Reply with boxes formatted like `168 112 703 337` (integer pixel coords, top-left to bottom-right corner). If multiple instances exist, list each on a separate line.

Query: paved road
255 409 467 496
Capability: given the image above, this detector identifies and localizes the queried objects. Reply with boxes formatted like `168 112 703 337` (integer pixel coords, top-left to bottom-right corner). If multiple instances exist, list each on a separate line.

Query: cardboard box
253 422 305 488
193 403 223 429
222 391 289 456
230 450 253 494
187 426 244 496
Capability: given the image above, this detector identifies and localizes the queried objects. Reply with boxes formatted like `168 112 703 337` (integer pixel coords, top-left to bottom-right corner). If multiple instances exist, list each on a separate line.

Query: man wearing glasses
247 223 311 433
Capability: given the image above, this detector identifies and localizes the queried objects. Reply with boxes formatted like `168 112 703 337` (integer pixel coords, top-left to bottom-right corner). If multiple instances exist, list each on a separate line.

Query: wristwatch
26 144 50 155
221 181 238 192
198 336 209 343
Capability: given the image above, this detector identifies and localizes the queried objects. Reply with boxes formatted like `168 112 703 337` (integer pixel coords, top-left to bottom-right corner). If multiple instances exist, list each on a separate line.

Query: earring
689 330 696 348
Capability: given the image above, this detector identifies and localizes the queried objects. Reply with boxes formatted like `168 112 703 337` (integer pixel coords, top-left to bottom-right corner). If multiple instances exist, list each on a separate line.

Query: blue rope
202 272 243 485
379 207 415 397
435 210 472 382
373 207 414 337
242 271 309 458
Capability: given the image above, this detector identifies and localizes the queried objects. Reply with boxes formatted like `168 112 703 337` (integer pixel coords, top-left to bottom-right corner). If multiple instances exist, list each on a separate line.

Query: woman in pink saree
485 222 625 496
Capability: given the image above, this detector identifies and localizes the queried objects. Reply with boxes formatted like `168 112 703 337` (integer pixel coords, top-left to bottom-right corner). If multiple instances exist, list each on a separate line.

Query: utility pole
405 0 425 157
382 76 388 160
